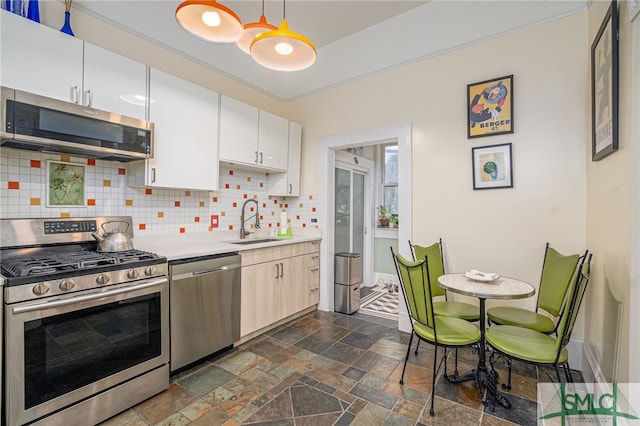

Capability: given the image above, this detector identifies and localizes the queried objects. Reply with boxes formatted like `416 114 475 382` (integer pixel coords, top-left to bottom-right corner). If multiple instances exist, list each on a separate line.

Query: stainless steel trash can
334 252 361 314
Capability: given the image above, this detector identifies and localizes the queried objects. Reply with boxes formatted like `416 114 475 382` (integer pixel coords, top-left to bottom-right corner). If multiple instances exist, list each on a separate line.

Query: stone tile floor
101 310 579 426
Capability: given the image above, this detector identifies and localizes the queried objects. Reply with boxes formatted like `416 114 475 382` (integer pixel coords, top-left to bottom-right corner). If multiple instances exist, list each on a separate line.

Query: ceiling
74 1 587 101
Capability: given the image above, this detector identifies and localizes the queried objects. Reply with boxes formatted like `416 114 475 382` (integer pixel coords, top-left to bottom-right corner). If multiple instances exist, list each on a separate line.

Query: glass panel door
334 166 365 281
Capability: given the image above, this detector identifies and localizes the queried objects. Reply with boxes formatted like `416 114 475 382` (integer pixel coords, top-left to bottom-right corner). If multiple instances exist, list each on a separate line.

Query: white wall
292 13 588 336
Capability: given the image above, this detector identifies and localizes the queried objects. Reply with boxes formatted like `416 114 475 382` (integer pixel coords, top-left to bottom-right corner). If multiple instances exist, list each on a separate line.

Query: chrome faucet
240 199 260 239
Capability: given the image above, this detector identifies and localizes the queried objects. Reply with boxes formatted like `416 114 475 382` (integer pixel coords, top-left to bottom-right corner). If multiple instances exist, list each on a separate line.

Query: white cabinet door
146 68 219 191
266 121 301 196
219 95 259 166
257 110 288 171
286 121 302 196
83 43 147 120
1 10 83 102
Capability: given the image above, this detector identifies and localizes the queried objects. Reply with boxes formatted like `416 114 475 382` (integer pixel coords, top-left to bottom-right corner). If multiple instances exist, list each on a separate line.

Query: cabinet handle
288 184 292 194
84 89 93 107
310 267 319 272
311 256 319 260
151 168 156 183
260 152 263 164
280 262 284 278
275 263 279 279
310 287 319 292
70 86 80 104
255 151 259 163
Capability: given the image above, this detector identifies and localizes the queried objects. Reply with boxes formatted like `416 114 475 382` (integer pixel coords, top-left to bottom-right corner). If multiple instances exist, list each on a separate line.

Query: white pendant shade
236 15 278 54
175 0 243 43
250 19 316 72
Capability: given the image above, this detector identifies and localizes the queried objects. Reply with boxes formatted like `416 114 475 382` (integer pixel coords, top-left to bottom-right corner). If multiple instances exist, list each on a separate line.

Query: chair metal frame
392 247 480 416
408 239 480 375
487 253 592 389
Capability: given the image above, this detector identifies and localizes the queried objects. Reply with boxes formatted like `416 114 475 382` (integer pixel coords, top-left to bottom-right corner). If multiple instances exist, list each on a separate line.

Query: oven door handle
12 278 168 314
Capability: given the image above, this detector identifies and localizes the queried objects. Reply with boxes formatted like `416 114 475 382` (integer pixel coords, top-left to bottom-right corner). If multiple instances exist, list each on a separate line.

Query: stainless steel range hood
1 87 153 162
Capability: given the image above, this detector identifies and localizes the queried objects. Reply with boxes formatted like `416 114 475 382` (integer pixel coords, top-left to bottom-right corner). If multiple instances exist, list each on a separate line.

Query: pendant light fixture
236 0 278 54
175 0 243 43
250 0 316 72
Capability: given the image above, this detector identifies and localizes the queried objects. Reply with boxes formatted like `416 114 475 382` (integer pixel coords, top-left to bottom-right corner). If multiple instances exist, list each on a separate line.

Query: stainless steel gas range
0 217 169 426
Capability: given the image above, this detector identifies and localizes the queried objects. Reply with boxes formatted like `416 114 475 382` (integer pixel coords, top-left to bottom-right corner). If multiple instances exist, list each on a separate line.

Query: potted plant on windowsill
378 205 390 228
390 214 399 229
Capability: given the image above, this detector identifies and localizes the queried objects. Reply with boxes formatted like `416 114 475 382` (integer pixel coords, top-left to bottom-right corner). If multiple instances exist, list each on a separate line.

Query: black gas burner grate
104 250 159 264
1 250 159 278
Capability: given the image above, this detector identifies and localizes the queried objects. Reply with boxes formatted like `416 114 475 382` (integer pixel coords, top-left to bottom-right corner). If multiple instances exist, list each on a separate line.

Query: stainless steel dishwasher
169 253 241 372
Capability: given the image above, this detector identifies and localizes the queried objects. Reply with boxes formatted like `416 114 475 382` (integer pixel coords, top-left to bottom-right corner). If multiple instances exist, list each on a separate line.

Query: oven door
5 277 169 426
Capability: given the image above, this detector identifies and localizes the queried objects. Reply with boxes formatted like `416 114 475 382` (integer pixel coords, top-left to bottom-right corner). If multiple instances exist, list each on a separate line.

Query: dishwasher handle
172 264 239 281
170 254 241 280
171 265 240 281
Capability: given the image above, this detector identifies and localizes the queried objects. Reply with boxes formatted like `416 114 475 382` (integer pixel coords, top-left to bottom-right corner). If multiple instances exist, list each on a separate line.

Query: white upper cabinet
286 121 302 196
137 68 219 191
257 110 288 171
82 43 147 120
219 96 259 165
1 10 83 101
219 95 288 172
0 10 147 120
266 121 302 197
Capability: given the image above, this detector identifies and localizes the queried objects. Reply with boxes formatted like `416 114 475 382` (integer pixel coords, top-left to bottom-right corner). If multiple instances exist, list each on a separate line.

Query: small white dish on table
464 269 500 282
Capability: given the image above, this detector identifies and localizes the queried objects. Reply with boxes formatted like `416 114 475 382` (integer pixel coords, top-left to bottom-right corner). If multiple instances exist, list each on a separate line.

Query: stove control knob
96 274 111 285
59 279 75 291
32 282 50 296
127 269 140 279
145 266 157 276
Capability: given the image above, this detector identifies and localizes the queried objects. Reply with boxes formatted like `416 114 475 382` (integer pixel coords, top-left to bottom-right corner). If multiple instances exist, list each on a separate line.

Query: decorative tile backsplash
0 148 319 235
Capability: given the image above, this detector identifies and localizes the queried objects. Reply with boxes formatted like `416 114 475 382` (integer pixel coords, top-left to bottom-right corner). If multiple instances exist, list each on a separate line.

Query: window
378 143 398 227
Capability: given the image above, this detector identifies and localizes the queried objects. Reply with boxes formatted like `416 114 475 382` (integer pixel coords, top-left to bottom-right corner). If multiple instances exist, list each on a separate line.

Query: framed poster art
467 75 513 139
591 0 618 161
47 160 86 207
472 143 513 190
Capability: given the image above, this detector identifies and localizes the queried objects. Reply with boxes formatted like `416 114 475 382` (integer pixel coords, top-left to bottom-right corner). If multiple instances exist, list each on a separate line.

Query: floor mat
360 287 399 320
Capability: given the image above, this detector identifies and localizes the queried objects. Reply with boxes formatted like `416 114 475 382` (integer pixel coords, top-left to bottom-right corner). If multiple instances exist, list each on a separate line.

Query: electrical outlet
210 215 219 228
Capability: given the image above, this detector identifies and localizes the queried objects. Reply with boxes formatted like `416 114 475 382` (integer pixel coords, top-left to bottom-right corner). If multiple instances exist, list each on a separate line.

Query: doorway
319 123 412 332
334 151 374 288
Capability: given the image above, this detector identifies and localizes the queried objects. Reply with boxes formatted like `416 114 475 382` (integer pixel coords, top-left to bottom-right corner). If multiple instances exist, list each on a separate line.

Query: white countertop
133 229 322 261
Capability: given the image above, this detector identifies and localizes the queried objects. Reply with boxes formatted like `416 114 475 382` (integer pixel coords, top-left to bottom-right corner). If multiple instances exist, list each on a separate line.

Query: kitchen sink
228 238 285 245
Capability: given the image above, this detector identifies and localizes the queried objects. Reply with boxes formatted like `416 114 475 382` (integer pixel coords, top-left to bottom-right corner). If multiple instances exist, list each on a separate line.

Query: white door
335 151 374 288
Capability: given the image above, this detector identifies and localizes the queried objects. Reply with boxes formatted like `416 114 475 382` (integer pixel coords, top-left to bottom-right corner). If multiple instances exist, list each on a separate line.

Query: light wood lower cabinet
240 241 320 337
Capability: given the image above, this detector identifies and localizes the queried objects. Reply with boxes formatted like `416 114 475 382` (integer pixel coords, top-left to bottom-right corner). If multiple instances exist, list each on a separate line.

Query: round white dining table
437 273 535 409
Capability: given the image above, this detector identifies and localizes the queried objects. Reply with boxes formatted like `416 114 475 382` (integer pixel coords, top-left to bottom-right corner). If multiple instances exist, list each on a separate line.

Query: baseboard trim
583 341 607 384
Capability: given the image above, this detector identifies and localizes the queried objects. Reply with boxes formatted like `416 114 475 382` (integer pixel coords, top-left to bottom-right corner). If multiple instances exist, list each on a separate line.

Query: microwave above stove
0 86 154 162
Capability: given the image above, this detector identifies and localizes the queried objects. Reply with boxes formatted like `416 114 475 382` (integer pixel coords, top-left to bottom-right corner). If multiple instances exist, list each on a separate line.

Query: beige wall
290 14 589 323
585 1 634 383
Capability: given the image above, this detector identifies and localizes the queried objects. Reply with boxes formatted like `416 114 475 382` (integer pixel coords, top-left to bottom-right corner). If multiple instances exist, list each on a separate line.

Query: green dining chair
409 240 480 375
392 248 480 416
486 253 591 389
487 243 582 334
409 239 480 321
